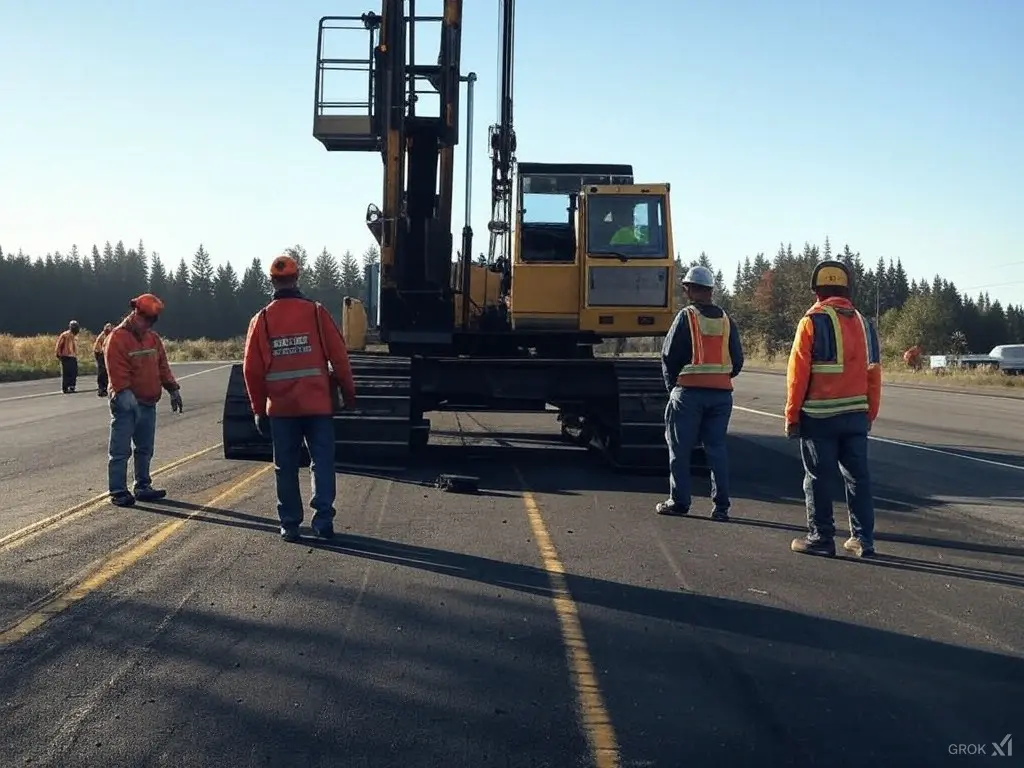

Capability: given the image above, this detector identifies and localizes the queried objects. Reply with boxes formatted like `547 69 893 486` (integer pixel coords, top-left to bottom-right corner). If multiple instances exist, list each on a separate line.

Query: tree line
1 237 1020 356
0 242 379 340
674 238 1023 359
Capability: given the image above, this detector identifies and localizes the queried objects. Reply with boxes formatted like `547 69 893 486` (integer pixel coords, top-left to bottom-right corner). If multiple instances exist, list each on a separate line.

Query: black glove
170 389 183 413
254 414 271 437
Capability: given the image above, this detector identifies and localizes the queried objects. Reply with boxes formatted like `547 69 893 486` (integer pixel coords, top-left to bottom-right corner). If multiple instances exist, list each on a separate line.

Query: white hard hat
682 265 715 288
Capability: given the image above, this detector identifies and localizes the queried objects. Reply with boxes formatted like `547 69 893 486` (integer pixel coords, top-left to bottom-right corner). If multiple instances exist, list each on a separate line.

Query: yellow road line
517 470 620 768
0 443 221 552
0 463 272 648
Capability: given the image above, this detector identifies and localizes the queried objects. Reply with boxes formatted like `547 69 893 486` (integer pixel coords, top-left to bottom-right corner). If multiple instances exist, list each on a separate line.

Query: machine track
336 353 422 466
589 358 710 476
220 353 421 468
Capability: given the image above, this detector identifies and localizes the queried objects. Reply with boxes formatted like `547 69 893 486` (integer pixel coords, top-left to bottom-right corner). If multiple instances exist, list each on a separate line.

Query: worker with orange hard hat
785 260 882 558
104 293 184 507
243 253 357 542
94 322 114 396
55 320 81 393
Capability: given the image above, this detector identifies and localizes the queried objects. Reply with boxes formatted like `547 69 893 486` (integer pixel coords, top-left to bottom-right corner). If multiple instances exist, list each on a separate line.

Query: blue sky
1 0 1022 309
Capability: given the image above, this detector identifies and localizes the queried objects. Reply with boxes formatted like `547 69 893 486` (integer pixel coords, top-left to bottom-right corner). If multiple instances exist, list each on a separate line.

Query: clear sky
1 0 1022 307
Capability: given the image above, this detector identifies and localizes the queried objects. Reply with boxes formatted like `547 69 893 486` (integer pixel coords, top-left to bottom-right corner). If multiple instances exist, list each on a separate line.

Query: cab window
586 195 666 258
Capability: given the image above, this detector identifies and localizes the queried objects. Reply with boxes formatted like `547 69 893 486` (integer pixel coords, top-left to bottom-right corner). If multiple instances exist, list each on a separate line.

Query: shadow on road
726 431 1024 513
1 527 1022 766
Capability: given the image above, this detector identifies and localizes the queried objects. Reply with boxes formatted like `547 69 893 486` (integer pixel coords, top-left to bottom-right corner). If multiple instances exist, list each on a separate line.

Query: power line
958 278 1024 292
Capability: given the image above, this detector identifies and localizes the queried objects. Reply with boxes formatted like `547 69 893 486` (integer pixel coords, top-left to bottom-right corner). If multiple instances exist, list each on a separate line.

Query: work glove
785 422 800 439
254 414 271 437
170 389 183 413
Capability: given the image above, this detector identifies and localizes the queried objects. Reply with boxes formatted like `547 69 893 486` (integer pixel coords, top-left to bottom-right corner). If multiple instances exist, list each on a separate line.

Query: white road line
733 404 1024 473
0 363 236 404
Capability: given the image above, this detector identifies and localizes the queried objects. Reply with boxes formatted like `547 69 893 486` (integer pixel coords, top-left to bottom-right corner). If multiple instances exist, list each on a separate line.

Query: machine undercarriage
223 351 709 476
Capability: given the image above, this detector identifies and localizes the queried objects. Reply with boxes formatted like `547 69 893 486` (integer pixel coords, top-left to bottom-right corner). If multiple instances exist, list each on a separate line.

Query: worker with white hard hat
657 264 744 520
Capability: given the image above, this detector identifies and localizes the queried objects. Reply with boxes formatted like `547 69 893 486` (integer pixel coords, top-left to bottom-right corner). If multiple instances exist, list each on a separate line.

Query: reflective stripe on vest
265 367 324 382
128 348 157 357
802 306 875 418
675 306 733 389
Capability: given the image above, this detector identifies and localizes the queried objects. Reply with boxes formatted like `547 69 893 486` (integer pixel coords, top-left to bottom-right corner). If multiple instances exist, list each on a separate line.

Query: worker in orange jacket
785 260 882 558
55 320 81 393
94 322 114 396
105 294 184 507
243 254 357 542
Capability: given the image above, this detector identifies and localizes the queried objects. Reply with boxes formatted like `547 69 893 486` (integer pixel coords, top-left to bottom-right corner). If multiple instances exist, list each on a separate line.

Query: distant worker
94 322 114 396
242 253 357 543
105 294 184 507
657 265 744 520
903 344 923 371
785 260 882 558
55 320 81 393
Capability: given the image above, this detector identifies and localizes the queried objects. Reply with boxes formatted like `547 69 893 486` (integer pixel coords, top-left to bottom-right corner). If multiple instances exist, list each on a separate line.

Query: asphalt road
0 366 1022 767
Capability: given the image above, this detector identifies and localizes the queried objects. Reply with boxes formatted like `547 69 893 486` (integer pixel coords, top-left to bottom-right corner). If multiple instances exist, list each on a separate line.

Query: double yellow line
0 463 272 647
0 444 221 552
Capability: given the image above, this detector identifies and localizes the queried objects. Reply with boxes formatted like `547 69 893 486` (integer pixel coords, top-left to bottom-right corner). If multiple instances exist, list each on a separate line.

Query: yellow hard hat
810 259 851 290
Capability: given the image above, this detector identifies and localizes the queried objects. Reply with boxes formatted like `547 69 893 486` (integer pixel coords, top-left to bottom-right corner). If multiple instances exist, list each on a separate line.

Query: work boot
710 508 730 522
280 526 300 543
134 487 167 502
110 491 135 507
843 536 875 558
656 500 688 516
311 522 335 540
791 536 836 557
97 389 107 397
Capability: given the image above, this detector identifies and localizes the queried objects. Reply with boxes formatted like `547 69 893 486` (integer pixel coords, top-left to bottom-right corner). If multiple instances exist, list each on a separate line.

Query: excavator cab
506 163 675 344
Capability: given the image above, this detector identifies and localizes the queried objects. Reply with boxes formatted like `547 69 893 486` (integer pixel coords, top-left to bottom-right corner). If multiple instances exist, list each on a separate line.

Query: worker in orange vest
903 344 923 371
785 260 882 558
105 294 184 507
656 265 744 520
55 320 81 393
94 322 114 396
242 254 357 542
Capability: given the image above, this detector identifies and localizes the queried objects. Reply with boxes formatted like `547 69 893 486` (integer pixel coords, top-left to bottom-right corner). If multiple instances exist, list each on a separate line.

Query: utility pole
875 264 881 326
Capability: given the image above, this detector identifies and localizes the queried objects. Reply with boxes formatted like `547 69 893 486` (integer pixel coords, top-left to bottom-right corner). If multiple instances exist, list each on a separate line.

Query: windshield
586 195 667 258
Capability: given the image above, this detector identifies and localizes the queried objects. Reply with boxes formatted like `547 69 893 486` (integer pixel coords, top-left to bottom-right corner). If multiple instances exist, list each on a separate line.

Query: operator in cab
605 199 648 246
242 254 357 543
785 259 881 558
657 265 743 521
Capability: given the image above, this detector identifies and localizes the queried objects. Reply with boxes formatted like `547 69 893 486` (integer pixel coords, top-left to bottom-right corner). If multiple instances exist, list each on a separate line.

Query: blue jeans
108 394 157 494
798 412 875 545
270 415 337 529
665 386 733 511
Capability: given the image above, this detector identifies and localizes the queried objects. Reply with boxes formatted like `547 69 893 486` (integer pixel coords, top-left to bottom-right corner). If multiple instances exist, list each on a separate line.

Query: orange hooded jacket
104 317 180 405
242 290 356 418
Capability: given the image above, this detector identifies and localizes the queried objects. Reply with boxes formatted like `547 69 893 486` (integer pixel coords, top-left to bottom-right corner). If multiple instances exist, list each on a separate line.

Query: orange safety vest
675 305 734 390
93 330 110 354
801 303 880 418
56 330 77 358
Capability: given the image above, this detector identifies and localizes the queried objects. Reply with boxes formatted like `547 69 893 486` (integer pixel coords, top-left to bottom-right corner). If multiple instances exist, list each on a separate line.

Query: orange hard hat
270 254 299 279
130 293 165 317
